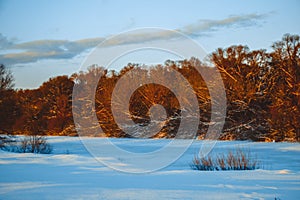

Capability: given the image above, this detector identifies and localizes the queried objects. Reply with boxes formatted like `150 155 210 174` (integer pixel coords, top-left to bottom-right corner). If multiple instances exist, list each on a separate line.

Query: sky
0 0 299 88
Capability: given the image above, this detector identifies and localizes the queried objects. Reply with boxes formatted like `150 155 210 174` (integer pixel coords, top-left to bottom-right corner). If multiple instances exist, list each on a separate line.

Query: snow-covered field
1 136 300 200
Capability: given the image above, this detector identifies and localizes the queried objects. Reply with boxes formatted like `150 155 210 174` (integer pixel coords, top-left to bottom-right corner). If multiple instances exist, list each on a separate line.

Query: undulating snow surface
1 136 300 199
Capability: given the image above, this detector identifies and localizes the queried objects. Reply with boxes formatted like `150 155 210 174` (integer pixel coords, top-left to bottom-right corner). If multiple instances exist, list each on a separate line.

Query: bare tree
0 64 17 134
0 64 14 91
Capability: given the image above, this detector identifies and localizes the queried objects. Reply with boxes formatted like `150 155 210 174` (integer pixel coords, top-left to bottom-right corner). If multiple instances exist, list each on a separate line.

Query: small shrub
18 135 52 154
191 155 215 171
0 134 17 151
1 135 52 154
191 148 259 171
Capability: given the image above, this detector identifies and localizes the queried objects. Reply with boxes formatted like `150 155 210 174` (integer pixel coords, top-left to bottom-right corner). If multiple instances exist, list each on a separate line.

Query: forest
0 34 299 142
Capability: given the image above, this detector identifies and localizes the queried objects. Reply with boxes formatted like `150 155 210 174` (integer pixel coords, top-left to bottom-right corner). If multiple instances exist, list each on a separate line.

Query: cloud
105 13 268 45
122 17 136 30
179 13 267 35
0 38 105 65
0 33 15 49
0 13 268 65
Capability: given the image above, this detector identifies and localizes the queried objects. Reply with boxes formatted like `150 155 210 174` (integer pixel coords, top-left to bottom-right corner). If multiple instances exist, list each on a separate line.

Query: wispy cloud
179 13 267 35
0 33 15 49
1 38 105 65
0 13 268 65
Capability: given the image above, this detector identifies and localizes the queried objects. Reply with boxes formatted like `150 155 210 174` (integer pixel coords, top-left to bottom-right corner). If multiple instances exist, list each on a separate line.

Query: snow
1 137 300 199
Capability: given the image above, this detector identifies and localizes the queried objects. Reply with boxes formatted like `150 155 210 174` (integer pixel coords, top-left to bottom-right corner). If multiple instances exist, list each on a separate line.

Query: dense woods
0 34 299 141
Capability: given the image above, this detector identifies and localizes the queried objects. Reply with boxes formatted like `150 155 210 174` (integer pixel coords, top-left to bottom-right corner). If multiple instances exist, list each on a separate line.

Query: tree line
0 34 299 142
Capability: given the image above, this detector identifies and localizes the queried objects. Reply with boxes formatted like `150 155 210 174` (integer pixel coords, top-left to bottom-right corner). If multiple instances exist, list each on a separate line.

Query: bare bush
191 148 259 171
0 134 16 151
1 135 52 154
18 135 52 154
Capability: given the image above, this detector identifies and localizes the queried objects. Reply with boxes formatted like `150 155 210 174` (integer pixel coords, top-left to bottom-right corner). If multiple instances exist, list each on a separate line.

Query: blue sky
0 0 299 88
